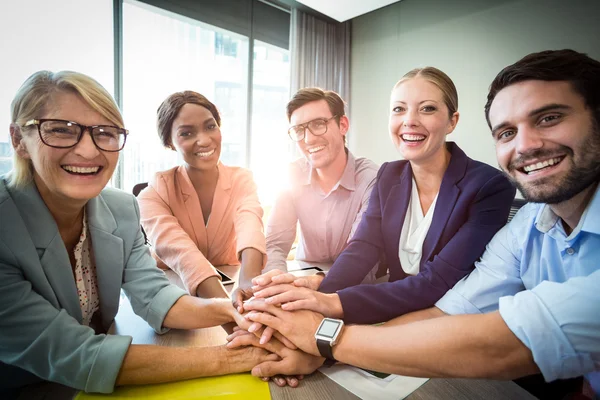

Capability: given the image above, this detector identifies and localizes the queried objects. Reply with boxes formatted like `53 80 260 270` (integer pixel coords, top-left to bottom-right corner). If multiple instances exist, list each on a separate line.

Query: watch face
318 319 341 339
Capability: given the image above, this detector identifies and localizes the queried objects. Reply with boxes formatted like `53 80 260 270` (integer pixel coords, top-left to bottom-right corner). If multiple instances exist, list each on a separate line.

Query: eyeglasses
288 115 338 142
23 119 129 152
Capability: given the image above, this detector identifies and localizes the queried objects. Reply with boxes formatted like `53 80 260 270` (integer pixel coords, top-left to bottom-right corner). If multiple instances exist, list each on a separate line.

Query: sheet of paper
320 364 428 400
75 373 270 399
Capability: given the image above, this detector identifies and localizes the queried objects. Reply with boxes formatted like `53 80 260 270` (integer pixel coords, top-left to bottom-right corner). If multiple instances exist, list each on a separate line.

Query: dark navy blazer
319 142 516 324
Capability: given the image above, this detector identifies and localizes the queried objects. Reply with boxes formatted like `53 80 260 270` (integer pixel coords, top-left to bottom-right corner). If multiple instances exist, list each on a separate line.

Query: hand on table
227 329 325 386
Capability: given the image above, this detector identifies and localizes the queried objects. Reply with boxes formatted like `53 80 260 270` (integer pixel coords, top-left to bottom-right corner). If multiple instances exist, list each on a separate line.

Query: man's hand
227 321 297 350
242 301 324 356
227 331 325 380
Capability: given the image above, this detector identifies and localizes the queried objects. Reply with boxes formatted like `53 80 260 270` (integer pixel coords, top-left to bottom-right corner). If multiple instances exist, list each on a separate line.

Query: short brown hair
484 49 600 129
286 88 346 123
157 91 221 149
394 67 458 117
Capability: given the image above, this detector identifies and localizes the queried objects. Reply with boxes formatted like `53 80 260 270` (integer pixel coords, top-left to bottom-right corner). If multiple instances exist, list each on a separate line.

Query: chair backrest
507 198 528 223
132 182 149 244
132 182 149 197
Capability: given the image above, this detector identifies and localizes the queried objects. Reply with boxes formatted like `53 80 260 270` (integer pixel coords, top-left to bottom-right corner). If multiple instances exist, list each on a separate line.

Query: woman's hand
227 330 325 382
251 269 324 292
231 284 254 314
253 284 342 317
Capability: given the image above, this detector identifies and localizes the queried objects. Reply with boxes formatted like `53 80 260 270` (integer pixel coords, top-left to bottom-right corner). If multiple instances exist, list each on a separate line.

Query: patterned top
73 211 100 326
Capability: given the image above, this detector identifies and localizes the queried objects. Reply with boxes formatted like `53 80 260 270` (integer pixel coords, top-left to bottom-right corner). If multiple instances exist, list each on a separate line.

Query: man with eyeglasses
263 88 379 279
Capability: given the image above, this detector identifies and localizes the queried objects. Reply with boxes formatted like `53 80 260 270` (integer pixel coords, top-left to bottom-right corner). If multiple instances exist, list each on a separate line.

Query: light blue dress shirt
436 184 600 389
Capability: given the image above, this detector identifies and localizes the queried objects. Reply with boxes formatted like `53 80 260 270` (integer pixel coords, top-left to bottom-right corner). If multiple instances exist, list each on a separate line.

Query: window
0 0 113 176
1 0 292 202
251 40 291 204
122 0 249 192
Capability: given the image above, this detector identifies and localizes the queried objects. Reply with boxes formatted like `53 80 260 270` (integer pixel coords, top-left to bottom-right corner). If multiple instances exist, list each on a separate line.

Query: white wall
348 0 600 168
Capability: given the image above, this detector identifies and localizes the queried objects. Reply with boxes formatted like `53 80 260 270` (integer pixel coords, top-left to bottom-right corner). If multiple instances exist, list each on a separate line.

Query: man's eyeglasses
23 119 128 152
288 115 338 142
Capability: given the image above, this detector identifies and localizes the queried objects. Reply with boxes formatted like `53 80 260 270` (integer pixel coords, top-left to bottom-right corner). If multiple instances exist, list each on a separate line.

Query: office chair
132 182 149 244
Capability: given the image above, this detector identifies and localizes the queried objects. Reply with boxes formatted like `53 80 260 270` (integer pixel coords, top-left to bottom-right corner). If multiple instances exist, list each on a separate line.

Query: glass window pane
122 0 249 192
250 40 292 205
0 0 114 177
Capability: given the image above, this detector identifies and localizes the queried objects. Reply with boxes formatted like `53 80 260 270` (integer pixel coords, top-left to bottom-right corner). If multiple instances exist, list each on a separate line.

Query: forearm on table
383 306 446 327
115 344 262 386
163 295 234 329
333 311 539 379
238 247 265 285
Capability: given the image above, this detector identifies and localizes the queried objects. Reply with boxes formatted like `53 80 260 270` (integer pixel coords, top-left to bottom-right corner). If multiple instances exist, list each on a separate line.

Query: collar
179 161 231 195
303 149 357 191
534 183 600 235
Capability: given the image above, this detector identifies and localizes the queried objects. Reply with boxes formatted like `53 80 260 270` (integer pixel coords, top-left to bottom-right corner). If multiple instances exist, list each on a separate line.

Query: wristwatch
314 317 344 365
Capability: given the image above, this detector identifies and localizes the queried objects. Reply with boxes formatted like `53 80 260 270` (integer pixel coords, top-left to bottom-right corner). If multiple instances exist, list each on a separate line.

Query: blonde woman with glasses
0 71 318 398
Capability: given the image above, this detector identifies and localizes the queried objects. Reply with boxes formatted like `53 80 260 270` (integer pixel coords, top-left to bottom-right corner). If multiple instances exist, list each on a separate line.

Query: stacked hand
227 298 326 385
227 269 332 386
244 269 342 344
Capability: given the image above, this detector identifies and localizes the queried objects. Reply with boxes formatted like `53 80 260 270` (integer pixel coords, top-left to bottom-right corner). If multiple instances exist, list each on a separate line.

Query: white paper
319 364 429 400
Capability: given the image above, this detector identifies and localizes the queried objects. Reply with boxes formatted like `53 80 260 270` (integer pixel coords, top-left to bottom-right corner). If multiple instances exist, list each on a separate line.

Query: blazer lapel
207 163 231 250
384 164 413 260
13 183 82 321
179 166 209 254
422 142 466 263
87 194 124 327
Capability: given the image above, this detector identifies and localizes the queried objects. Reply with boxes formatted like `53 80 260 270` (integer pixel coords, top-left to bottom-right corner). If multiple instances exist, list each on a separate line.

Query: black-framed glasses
23 119 129 152
288 115 338 142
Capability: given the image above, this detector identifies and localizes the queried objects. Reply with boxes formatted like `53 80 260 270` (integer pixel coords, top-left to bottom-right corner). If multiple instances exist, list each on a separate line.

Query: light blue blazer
0 177 186 395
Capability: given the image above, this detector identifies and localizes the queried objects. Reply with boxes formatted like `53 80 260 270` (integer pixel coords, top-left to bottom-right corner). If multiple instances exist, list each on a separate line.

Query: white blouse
73 211 100 326
399 178 438 276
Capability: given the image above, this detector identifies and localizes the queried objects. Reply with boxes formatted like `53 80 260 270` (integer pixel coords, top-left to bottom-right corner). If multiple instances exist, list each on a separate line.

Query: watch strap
317 338 336 362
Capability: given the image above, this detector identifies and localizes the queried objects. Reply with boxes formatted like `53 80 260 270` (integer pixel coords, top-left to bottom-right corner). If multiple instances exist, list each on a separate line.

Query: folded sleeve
138 176 219 295
265 187 298 272
233 170 266 264
0 241 132 394
499 269 600 382
122 196 187 333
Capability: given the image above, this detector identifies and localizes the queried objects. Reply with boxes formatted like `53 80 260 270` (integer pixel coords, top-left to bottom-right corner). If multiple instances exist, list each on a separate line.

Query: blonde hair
393 67 458 116
8 70 124 188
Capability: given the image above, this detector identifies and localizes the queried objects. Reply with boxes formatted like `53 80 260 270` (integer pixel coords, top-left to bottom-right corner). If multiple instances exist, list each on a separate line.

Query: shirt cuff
499 291 595 382
146 284 187 334
85 334 132 393
435 289 482 315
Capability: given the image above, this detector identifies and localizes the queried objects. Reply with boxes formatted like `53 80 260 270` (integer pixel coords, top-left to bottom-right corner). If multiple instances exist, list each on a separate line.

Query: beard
503 124 600 204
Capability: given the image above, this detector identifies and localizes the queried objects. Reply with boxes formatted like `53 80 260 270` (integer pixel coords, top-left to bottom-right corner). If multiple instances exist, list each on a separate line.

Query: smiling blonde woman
0 71 307 398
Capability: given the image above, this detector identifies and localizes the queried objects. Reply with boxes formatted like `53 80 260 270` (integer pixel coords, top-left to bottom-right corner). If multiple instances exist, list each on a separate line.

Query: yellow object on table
75 373 270 399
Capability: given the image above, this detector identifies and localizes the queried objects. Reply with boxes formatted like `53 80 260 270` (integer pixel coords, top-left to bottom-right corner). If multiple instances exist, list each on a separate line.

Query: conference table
108 262 535 400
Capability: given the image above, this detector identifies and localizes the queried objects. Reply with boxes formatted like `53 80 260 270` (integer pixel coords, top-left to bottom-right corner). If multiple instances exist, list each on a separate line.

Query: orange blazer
138 164 266 295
